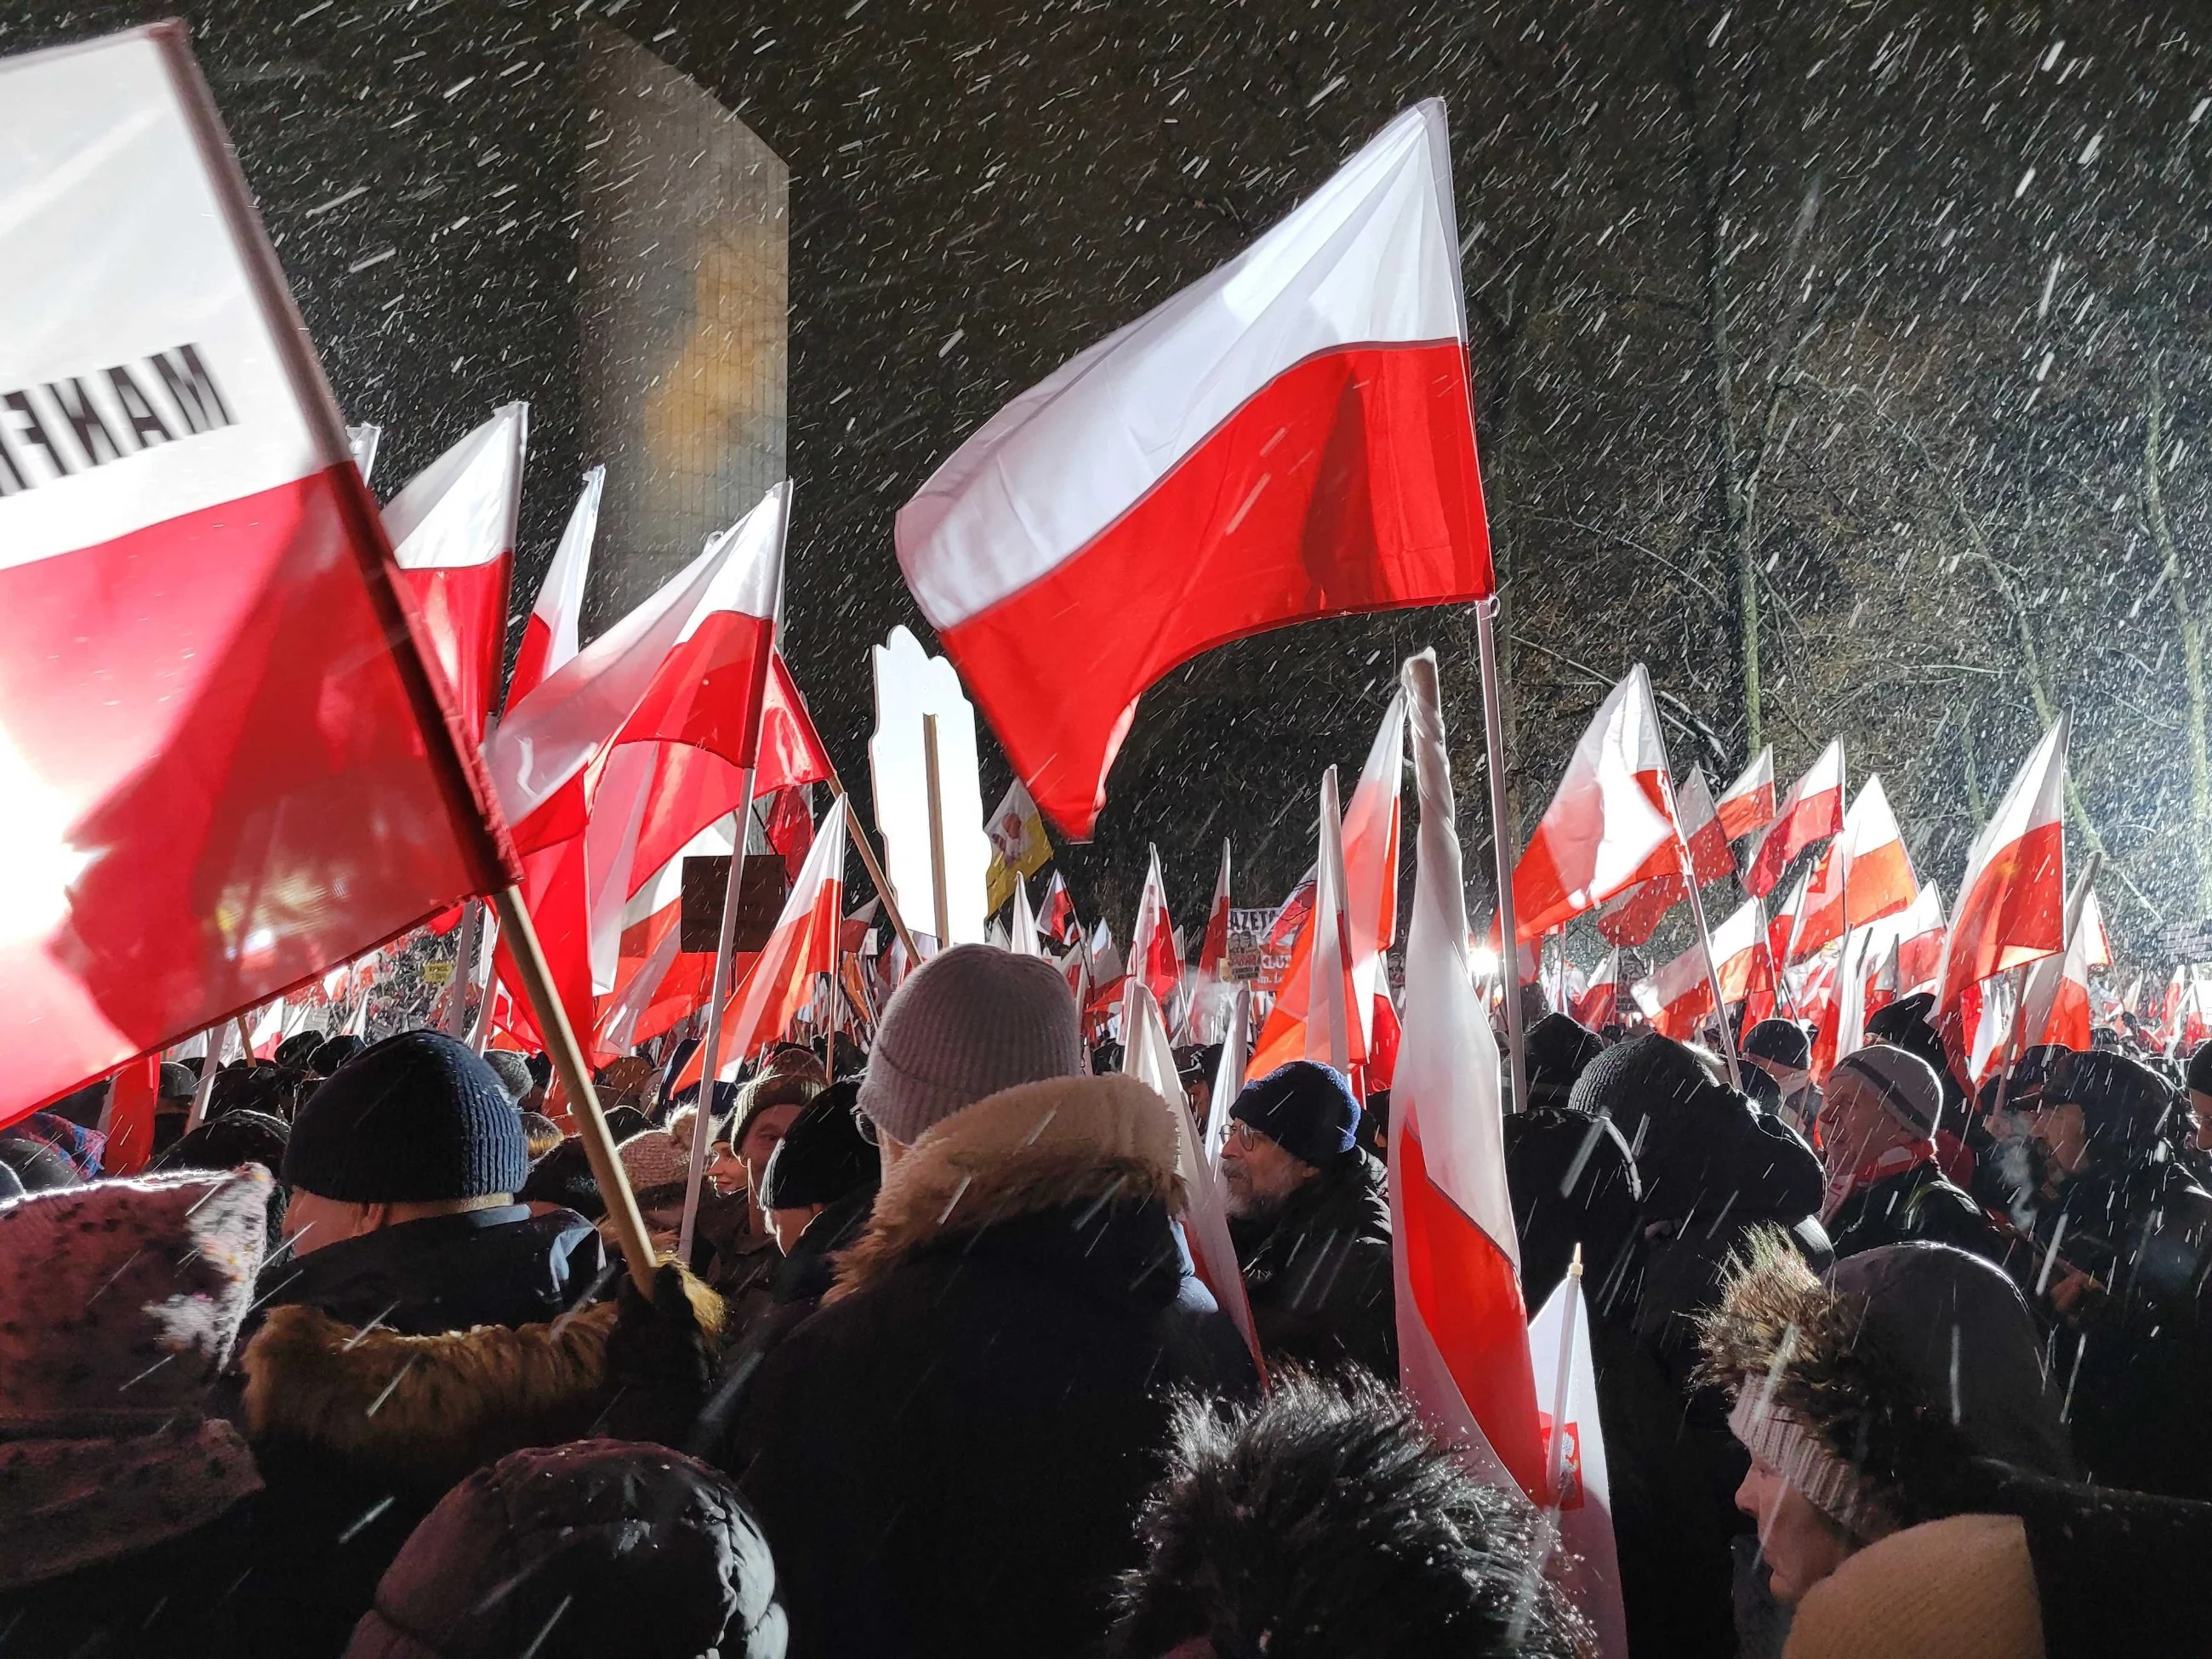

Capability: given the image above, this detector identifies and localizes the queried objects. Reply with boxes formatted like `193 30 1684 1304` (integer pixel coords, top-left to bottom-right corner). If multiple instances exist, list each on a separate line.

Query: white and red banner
1742 739 1846 898
1195 838 1234 982
711 805 847 1080
1529 1271 1629 1658
897 103 1492 838
1513 666 1677 941
0 26 516 1120
1594 763 1731 948
1894 882 1947 996
1572 949 1622 1031
1343 691 1407 1051
1251 768 1364 1077
1126 845 1184 1018
1934 716 2068 1018
505 465 602 712
1715 744 1777 841
1786 775 1918 963
1394 651 1544 1498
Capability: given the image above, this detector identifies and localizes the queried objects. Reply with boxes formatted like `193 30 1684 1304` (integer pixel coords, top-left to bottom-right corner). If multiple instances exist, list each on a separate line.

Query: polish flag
505 465 602 713
1594 764 1730 947
897 104 1492 838
486 486 786 1046
1512 667 1678 941
0 26 516 1120
1126 846 1184 1015
1639 897 1770 1040
1742 740 1846 898
711 806 847 1079
1716 745 1778 841
1008 873 1044 957
384 402 527 744
1037 870 1078 947
1530 1269 1630 1658
1344 693 1408 1052
2019 880 2101 1056
1250 769 1364 1076
1394 650 1544 1497
1786 776 1918 962
1894 883 1947 995
1572 950 1622 1031
1195 839 1234 981
1933 716 2068 1018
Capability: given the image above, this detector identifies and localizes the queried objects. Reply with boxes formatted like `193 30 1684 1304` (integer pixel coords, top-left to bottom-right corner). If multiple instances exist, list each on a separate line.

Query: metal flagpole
678 776 761 1264
1474 599 1529 1111
443 902 482 1037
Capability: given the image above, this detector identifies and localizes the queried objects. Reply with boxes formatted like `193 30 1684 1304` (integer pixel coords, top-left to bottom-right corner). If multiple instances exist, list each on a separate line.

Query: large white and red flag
1126 846 1184 1016
1715 745 1777 841
1529 1268 1630 1658
1742 739 1846 898
505 465 603 712
1394 649 1545 1498
1513 667 1677 941
2018 880 2102 1056
897 104 1491 838
485 486 787 1046
1037 869 1078 948
708 806 847 1080
1593 763 1731 947
1786 776 1918 962
1893 881 1947 995
1933 715 2068 1023
1343 692 1408 1052
1250 769 1364 1076
0 26 517 1120
383 403 527 743
1639 896 1771 1040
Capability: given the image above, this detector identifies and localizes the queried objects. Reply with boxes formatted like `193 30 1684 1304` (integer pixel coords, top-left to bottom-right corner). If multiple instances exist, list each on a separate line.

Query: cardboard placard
681 854 791 953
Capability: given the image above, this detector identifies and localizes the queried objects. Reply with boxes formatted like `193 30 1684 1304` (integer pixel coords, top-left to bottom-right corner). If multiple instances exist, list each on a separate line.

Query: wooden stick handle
826 772 921 961
491 885 658 1293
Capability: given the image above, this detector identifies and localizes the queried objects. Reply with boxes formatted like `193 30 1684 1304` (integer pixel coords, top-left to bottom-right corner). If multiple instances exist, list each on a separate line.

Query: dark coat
224 1210 624 1658
2039 1157 2212 1500
1827 1159 2009 1264
726 1075 1259 1659
248 1203 607 1339
1229 1147 1395 1378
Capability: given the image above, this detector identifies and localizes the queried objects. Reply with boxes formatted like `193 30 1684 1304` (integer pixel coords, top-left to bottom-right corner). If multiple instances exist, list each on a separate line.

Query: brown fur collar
828 1074 1184 1303
239 1268 722 1494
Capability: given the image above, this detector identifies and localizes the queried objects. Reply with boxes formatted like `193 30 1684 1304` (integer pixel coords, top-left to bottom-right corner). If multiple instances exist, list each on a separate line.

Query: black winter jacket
1229 1147 1396 1378
1827 1160 2008 1264
726 1075 1259 1659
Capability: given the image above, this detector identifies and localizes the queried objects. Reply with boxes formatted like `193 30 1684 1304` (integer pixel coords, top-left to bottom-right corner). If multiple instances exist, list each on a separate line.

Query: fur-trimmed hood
239 1269 722 1495
1695 1230 2073 1530
829 1073 1185 1303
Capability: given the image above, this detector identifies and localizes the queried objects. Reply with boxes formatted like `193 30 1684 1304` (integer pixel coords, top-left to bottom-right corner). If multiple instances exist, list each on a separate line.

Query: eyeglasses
1224 1120 1266 1150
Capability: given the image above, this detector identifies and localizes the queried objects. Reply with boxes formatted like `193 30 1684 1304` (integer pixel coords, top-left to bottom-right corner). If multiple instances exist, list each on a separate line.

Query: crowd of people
5 944 2212 1657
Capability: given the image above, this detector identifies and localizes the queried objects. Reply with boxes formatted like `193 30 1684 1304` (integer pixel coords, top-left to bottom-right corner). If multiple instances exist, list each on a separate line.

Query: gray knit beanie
857 944 1086 1145
1832 1044 1944 1137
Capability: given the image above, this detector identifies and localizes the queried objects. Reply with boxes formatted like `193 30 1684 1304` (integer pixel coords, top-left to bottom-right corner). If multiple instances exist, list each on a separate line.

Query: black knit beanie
1865 993 1963 1102
2049 1049 2173 1158
282 1029 527 1203
1230 1061 1360 1169
1525 1012 1605 1109
308 1035 366 1076
761 1081 879 1210
2188 1040 2212 1097
1568 1031 1730 1140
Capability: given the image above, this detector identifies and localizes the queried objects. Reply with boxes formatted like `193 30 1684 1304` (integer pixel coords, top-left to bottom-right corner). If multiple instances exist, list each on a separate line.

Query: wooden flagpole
1646 676 1743 1089
492 885 656 1292
1474 600 1529 1111
818 761 920 961
923 712 950 949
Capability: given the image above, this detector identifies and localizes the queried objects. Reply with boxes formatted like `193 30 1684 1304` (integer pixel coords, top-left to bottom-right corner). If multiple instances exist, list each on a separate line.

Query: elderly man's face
1219 1120 1315 1219
1813 1070 1895 1177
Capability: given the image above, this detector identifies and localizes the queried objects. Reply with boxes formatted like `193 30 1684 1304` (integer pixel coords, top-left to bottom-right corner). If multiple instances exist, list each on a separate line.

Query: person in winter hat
1502 1100 1641 1312
1864 991 1966 1113
151 1058 200 1154
2026 1047 2212 1500
1109 1371 1589 1659
1696 1234 2077 1607
1816 1045 2005 1263
0 1169 274 1656
344 1440 785 1659
1221 1060 1395 1377
275 1029 328 1070
1523 1009 1606 1109
1567 1032 1828 1659
310 1034 368 1077
726 944 1257 1658
262 1029 604 1338
618 1127 693 1256
481 1047 533 1105
1743 1018 1816 1130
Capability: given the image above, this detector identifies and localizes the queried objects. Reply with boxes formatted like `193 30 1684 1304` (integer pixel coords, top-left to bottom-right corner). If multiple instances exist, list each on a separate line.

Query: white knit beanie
857 944 1086 1146
1728 1388 1890 1541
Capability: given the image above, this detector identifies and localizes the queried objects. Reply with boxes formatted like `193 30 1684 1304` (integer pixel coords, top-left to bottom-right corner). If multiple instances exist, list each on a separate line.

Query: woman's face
1736 1457 1857 1604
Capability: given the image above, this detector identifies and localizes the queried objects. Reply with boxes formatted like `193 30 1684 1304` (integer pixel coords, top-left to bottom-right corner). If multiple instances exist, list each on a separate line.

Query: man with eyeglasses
1220 1059 1395 1378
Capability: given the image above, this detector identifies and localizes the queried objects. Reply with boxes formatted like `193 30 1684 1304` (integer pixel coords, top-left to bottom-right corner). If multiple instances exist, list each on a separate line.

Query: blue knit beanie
1229 1061 1360 1169
283 1029 526 1203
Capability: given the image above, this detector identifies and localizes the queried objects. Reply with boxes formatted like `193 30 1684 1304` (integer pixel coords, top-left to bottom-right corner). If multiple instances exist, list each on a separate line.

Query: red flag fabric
0 26 516 1121
1126 846 1184 1016
505 465 601 713
1196 839 1233 981
758 650 835 798
1394 651 1545 1498
1742 740 1846 898
766 787 816 881
1638 898 1772 1041
1513 667 1677 942
1343 693 1407 1052
1037 871 1078 948
1895 885 1947 995
1593 764 1730 948
896 105 1491 838
385 403 526 744
486 486 787 1049
1572 950 1621 1031
1716 745 1777 841
2019 881 2101 1057
1250 769 1364 1075
1786 776 1918 962
1934 717 2068 1018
